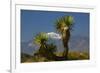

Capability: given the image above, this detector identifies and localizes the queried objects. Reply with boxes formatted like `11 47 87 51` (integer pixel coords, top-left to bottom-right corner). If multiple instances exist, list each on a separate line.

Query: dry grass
21 51 89 63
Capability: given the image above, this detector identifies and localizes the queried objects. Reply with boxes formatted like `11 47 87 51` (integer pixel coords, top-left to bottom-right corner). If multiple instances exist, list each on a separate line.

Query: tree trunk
62 29 70 59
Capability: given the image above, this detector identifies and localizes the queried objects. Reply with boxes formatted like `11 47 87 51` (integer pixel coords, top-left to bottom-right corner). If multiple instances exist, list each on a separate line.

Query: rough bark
62 29 70 59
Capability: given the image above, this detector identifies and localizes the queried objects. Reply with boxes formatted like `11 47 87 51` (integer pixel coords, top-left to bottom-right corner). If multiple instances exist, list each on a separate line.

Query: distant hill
21 36 89 55
21 40 39 55
69 36 89 52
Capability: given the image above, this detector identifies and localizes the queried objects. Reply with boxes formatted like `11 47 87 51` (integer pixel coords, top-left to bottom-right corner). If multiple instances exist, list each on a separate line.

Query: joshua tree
33 16 74 61
34 32 48 57
34 32 56 60
34 32 67 61
55 16 74 59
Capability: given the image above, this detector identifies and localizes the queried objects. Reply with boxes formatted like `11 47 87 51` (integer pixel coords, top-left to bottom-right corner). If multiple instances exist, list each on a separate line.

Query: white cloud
47 32 61 39
28 43 33 47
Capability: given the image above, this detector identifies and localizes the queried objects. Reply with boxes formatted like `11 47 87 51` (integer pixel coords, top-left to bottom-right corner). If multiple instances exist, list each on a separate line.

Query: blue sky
21 10 89 42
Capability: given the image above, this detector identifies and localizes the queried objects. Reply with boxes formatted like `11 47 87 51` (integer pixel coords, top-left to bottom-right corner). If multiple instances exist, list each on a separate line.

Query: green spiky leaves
55 16 74 33
34 32 48 45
